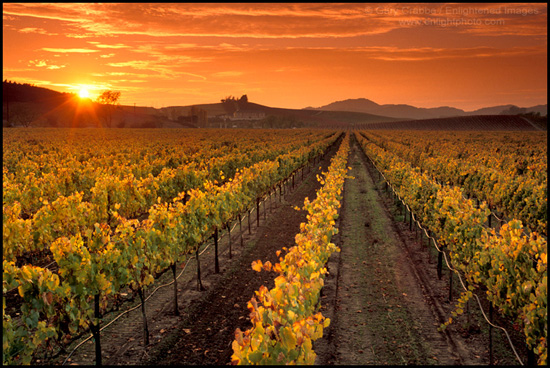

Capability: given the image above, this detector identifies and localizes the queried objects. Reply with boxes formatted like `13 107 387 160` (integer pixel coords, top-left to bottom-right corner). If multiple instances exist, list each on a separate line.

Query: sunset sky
2 3 547 111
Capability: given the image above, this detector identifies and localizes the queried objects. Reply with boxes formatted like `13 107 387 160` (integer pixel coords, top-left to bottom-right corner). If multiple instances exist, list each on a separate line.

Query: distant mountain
304 98 380 113
466 104 515 115
306 98 547 120
494 104 548 116
526 104 548 115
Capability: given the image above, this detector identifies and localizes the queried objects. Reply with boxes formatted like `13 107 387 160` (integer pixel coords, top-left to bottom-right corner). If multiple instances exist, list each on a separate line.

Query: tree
8 103 41 127
96 90 121 127
221 95 238 116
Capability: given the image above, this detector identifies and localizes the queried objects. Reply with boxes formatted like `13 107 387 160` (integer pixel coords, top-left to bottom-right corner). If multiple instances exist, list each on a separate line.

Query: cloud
66 33 101 38
41 48 100 53
106 60 207 80
28 59 66 69
364 46 546 61
93 43 131 49
18 27 57 35
212 71 244 77
93 71 153 79
107 61 151 68
3 3 547 40
277 45 546 61
3 67 36 73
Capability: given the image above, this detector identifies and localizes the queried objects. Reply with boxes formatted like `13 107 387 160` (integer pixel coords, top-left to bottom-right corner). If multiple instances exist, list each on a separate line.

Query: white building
230 110 266 120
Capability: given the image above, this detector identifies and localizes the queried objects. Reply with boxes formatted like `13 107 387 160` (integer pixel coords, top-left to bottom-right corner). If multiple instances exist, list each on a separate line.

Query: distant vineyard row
3 128 335 262
232 134 350 364
361 130 547 235
2 128 339 364
356 131 547 365
357 115 542 131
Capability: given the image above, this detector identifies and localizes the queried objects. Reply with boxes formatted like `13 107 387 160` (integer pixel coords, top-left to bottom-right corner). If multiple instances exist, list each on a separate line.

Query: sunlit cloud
92 71 153 79
180 72 207 80
117 79 147 83
212 71 244 77
41 47 100 53
107 61 152 69
3 67 36 73
3 3 546 40
94 43 131 49
19 27 57 35
28 59 67 69
349 45 546 61
66 33 101 38
106 59 207 80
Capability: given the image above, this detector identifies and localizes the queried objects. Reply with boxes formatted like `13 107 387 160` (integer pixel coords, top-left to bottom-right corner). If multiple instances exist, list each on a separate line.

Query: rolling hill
3 81 546 130
306 98 547 120
158 100 404 128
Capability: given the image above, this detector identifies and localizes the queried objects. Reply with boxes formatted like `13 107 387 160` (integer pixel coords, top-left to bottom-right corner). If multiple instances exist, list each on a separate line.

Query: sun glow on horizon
78 87 90 99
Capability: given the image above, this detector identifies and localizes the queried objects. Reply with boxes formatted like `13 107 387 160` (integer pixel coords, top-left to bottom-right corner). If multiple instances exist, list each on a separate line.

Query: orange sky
2 3 547 111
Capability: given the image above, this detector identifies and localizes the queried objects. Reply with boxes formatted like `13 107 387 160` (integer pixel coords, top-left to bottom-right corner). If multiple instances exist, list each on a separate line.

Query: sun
78 87 90 99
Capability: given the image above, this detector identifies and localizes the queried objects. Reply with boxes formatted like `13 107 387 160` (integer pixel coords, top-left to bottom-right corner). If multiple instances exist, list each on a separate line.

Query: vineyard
2 128 547 365
357 115 543 131
356 130 547 365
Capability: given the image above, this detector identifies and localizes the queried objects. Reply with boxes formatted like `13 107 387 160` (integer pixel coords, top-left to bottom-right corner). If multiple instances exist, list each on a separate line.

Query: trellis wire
362 144 525 366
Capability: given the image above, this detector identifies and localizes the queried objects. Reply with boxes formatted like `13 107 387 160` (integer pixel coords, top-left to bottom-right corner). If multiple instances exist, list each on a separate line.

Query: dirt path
315 133 486 365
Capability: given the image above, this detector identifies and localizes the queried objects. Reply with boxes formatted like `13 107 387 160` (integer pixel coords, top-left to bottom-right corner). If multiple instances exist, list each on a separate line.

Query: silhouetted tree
96 90 121 127
221 95 239 116
9 103 41 127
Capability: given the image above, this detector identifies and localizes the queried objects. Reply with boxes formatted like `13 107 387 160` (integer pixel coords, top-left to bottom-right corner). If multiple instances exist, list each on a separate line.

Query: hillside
158 100 403 128
3 80 73 104
307 98 547 120
3 81 401 128
356 115 545 131
4 81 545 130
3 81 189 128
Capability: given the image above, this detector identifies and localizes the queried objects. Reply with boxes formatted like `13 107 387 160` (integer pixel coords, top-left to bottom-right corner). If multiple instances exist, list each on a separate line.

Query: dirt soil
47 132 527 366
49 136 342 366
314 133 526 365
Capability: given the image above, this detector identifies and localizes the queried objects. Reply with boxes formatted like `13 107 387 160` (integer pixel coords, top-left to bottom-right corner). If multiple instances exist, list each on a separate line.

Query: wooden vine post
91 294 102 366
256 198 260 227
137 287 150 346
214 228 220 274
171 263 179 316
238 214 244 246
196 247 205 291
226 223 232 259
